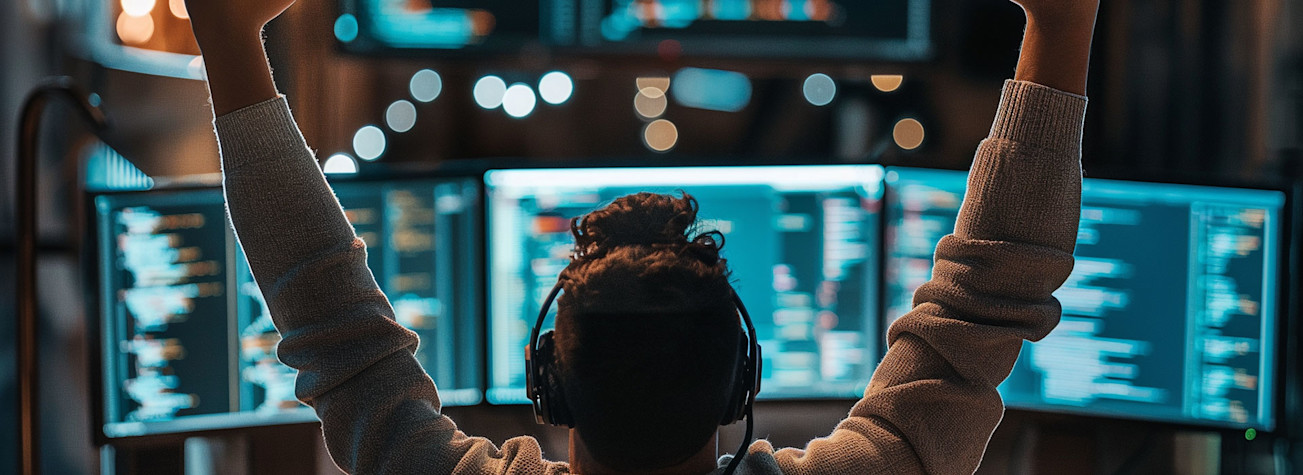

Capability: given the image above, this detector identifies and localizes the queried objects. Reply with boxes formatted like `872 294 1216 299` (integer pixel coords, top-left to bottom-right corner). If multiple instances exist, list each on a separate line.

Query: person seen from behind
185 0 1099 472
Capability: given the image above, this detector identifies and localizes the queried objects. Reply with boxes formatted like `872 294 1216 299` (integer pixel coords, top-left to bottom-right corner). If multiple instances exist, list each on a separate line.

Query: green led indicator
1245 428 1257 441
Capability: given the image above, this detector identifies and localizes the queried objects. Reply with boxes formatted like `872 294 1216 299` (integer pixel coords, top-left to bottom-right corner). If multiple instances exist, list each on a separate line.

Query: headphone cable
722 404 754 475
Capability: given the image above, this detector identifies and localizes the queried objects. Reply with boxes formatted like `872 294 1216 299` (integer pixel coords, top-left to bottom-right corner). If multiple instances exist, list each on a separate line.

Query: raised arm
186 3 559 473
743 2 1098 474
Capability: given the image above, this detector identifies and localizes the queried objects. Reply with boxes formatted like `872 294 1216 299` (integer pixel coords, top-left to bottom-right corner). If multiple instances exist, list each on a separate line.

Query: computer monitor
338 0 561 53
573 0 931 59
883 167 1288 431
91 178 482 440
484 165 885 404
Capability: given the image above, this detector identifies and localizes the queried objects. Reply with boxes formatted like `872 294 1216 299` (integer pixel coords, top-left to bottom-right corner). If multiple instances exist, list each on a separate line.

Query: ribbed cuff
214 96 308 171
988 80 1088 153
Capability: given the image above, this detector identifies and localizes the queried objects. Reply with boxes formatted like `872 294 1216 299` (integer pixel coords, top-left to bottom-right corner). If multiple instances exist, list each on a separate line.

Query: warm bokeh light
634 87 668 119
168 0 188 19
121 0 156 17
636 76 671 94
893 118 925 150
409 69 443 103
643 119 679 152
872 75 904 92
116 12 156 45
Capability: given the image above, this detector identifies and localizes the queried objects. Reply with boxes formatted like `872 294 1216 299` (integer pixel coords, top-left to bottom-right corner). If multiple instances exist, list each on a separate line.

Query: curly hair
553 192 744 471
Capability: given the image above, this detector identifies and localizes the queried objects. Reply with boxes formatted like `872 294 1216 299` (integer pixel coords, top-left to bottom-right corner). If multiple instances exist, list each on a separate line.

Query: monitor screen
573 0 931 59
883 167 1286 430
338 0 559 52
92 179 482 439
484 165 885 404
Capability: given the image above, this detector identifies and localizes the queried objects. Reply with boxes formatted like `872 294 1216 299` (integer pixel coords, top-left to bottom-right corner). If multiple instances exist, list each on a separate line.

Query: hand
184 0 296 42
1010 0 1101 30
184 0 293 115
1009 0 1100 95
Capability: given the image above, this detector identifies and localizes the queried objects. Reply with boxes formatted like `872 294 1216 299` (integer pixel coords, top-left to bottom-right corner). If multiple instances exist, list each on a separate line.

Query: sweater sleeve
215 97 568 475
737 80 1087 475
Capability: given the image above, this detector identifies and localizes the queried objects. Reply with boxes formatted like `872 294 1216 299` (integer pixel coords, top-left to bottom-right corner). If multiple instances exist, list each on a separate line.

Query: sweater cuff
989 80 1088 153
214 96 309 171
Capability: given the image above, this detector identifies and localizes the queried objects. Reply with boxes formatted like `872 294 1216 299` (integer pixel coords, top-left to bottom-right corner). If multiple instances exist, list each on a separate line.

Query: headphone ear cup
721 332 751 425
536 332 574 427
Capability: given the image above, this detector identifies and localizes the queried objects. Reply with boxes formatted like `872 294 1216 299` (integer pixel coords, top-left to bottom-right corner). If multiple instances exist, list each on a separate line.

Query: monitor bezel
332 0 933 62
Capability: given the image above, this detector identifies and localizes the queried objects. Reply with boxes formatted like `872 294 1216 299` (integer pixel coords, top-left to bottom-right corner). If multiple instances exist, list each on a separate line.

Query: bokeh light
409 69 443 103
636 76 671 94
121 0 156 17
353 125 387 161
502 83 538 119
643 119 679 152
386 100 418 133
168 0 188 19
893 118 925 150
334 14 359 43
803 73 836 106
116 12 155 45
634 87 668 119
322 153 359 174
473 75 507 110
871 75 904 92
539 71 574 105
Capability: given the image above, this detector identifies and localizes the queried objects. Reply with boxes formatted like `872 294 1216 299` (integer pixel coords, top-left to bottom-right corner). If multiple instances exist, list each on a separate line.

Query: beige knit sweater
215 80 1087 474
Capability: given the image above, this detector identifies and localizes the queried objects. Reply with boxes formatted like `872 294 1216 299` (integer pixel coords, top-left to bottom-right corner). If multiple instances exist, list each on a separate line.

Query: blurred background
2 0 1302 473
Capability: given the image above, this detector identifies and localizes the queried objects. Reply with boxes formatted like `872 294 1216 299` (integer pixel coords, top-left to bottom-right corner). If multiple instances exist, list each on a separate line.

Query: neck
569 429 718 475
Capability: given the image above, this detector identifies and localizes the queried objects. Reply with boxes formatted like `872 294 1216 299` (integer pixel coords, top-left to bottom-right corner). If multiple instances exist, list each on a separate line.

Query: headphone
525 281 762 429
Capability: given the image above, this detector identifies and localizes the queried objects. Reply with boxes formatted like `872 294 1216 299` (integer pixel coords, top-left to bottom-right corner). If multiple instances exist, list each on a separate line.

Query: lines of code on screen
94 180 482 438
484 166 884 404
883 167 1285 430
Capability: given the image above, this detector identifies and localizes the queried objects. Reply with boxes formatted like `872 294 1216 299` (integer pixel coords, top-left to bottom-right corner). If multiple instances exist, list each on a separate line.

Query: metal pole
14 77 109 475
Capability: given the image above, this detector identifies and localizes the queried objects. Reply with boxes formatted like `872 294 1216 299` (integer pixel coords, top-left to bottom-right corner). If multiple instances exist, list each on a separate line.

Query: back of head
554 192 743 472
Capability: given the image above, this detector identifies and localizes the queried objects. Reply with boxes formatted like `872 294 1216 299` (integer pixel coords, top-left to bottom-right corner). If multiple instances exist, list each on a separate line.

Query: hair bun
571 192 700 255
